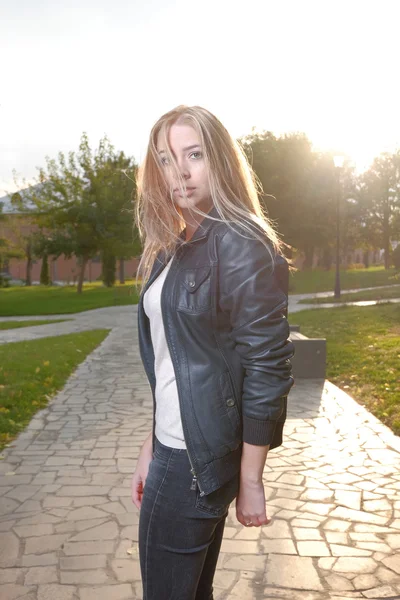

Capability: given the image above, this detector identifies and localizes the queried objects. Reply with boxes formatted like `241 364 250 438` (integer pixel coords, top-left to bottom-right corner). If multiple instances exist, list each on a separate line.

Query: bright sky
1 0 399 196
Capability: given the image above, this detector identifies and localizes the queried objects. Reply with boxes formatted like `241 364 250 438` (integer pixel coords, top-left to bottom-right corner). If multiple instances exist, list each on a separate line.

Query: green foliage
290 266 397 294
0 329 110 450
298 284 400 304
17 133 140 293
239 132 400 270
0 281 139 316
293 303 400 436
0 319 70 330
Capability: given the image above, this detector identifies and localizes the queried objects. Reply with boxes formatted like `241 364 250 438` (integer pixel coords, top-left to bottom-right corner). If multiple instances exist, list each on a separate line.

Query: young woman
131 105 295 600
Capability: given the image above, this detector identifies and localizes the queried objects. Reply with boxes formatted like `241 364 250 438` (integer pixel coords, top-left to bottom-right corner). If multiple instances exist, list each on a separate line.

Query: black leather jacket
137 206 295 499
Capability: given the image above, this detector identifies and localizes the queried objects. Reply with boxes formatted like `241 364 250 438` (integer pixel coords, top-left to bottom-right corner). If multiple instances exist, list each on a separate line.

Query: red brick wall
1 213 140 283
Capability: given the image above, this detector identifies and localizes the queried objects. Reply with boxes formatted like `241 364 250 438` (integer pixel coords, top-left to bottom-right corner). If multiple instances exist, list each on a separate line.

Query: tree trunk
119 258 125 284
383 198 391 269
322 247 333 270
77 256 88 294
363 250 370 268
303 244 314 269
26 240 32 286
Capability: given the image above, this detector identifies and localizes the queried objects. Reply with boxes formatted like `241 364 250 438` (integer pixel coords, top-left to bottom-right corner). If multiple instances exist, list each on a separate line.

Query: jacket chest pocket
176 266 212 314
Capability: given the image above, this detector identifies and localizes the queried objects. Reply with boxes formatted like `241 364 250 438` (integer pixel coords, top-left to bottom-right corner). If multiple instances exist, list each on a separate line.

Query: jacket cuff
242 415 284 449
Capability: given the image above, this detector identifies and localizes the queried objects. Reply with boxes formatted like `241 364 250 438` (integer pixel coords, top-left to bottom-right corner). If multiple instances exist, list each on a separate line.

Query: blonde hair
135 105 289 287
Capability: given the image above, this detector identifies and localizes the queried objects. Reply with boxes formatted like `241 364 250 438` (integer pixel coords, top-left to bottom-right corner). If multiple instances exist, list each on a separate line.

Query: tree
30 133 139 293
240 131 337 267
359 151 400 269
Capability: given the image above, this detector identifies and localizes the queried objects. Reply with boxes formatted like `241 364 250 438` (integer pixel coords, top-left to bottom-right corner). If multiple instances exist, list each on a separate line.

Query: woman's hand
131 433 153 510
236 477 272 527
236 441 272 527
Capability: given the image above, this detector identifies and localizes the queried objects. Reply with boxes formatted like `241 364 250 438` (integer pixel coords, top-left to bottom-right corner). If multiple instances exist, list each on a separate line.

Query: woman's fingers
131 474 143 510
236 509 272 527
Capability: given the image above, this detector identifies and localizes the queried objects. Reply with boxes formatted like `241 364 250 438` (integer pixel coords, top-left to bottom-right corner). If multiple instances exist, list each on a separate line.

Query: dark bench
289 324 326 379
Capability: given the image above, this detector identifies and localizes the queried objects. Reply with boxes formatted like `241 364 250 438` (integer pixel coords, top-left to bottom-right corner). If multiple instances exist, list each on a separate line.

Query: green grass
290 266 398 294
292 303 400 436
0 319 71 330
0 329 111 451
0 281 140 316
298 285 400 304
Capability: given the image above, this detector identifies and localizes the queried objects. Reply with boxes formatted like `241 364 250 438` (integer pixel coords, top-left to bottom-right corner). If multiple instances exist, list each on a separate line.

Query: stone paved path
1 309 400 599
289 284 400 314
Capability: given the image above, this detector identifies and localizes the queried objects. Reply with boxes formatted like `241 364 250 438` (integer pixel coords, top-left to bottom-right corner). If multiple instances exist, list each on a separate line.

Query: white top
143 256 186 449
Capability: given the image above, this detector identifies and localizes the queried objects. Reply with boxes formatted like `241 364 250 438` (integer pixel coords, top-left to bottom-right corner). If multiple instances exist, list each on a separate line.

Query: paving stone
355 541 391 553
264 554 324 590
24 565 58 585
79 583 134 600
220 539 258 554
111 559 142 581
325 532 348 545
62 540 115 555
0 584 36 600
69 520 119 541
335 490 362 510
61 570 111 584
361 584 399 598
21 553 58 567
38 583 77 600
331 545 372 557
300 488 334 502
13 523 54 537
65 506 109 521
261 539 297 554
0 497 19 516
230 577 260 597
332 557 377 574
0 568 25 583
381 555 400 575
0 531 20 567
296 541 331 556
352 574 380 589
329 506 389 525
292 527 323 541
60 555 107 570
325 573 354 591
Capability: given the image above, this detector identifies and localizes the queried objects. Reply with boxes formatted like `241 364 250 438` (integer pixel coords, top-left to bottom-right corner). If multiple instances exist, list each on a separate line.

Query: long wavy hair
135 105 289 287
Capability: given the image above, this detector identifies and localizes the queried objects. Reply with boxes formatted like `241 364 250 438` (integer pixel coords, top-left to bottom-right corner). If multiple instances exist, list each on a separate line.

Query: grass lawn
292 303 400 436
0 319 71 330
0 329 111 451
290 266 398 294
298 285 400 304
0 281 140 316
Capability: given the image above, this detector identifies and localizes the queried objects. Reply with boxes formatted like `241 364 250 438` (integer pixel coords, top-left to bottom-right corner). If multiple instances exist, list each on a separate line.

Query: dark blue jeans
138 437 239 600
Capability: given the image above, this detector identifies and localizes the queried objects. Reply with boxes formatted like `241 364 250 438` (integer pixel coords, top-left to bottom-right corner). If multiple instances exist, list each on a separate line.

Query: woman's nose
174 162 190 179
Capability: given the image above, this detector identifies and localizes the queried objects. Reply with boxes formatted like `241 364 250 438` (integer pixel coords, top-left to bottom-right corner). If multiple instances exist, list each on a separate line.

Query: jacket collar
179 205 220 244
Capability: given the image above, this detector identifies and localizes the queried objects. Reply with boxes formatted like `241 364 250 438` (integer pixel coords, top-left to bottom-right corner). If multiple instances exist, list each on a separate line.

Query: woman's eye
160 157 169 166
190 151 202 160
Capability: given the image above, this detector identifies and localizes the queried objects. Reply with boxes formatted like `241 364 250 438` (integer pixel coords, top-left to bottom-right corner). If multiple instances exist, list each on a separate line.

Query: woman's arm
217 225 295 525
236 442 272 527
131 430 154 510
217 226 295 447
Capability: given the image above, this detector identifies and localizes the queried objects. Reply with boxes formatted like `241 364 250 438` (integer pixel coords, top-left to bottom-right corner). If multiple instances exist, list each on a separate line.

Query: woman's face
156 123 212 213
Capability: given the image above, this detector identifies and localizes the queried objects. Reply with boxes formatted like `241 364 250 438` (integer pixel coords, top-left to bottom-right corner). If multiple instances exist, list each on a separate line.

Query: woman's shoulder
213 218 282 263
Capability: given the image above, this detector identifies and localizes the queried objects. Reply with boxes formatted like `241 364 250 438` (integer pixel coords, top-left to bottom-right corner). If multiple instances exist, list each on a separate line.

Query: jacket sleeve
217 226 295 447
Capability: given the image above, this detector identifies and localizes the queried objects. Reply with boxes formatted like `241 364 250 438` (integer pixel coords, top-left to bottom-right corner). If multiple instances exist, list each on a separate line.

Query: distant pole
333 156 344 299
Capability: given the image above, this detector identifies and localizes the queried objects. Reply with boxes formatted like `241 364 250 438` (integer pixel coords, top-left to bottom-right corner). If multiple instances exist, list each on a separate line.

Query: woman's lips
174 187 196 196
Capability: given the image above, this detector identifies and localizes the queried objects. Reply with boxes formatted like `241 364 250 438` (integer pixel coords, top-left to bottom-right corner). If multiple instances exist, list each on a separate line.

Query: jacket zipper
160 252 206 497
